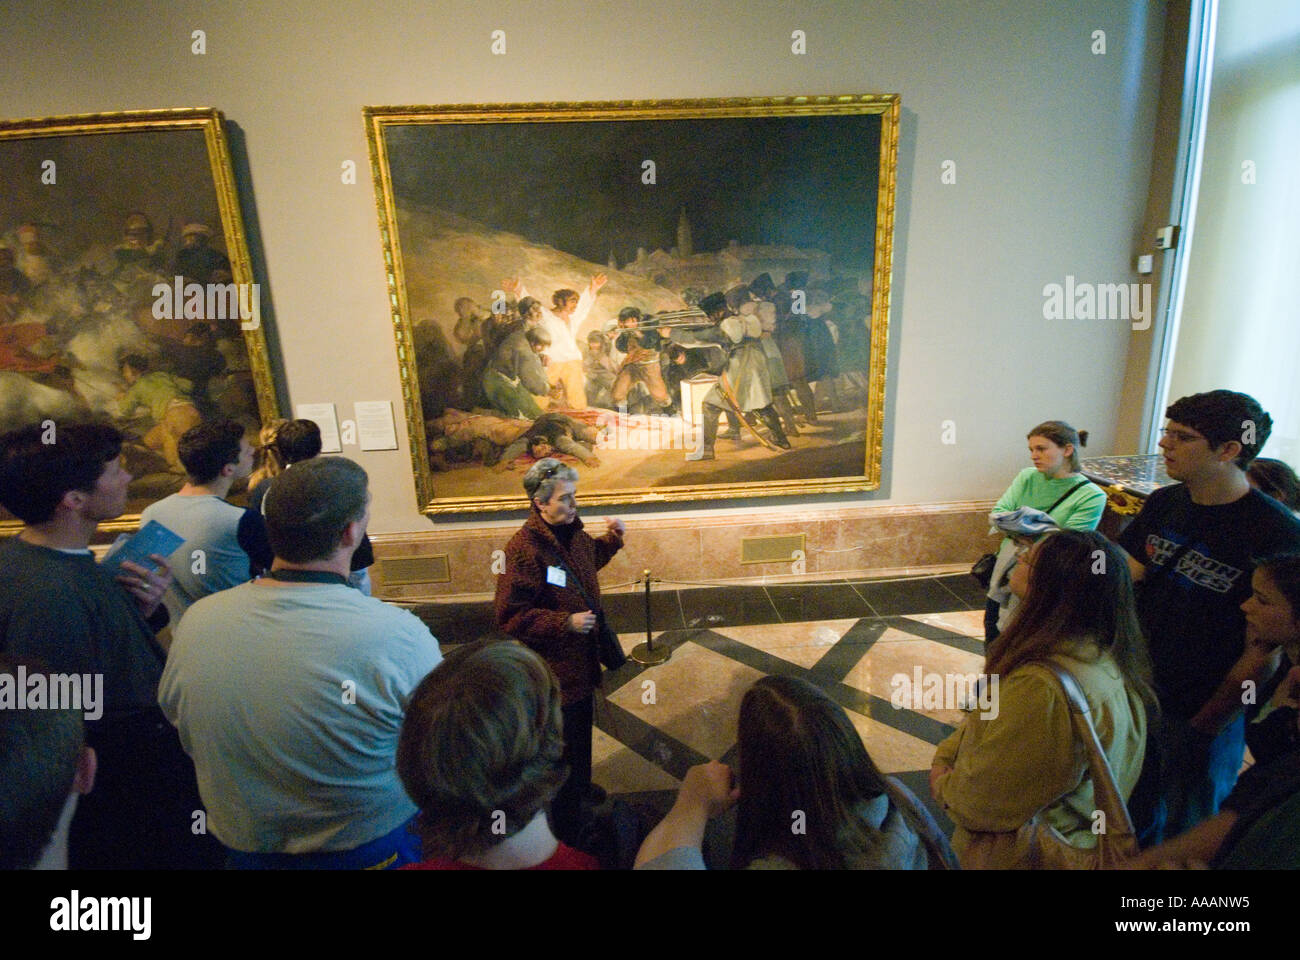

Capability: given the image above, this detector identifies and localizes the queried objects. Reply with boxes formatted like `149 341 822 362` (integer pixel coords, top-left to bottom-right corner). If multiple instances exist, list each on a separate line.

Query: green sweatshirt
994 467 1107 532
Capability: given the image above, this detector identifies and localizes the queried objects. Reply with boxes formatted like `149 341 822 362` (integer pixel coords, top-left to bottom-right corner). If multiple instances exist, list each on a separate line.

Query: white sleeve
570 286 596 333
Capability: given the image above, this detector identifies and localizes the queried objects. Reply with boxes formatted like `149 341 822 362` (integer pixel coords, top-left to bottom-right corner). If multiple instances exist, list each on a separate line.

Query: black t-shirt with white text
1119 485 1300 718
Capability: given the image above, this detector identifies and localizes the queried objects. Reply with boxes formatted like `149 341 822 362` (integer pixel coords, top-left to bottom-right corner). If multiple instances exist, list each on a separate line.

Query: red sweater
401 843 599 870
494 508 623 705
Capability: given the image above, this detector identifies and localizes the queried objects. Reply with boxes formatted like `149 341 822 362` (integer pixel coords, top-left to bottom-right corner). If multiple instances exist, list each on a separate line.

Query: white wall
1166 0 1300 466
0 0 1166 532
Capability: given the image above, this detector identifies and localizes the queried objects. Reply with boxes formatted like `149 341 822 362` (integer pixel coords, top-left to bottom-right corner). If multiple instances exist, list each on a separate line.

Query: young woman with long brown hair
932 529 1156 867
636 676 953 870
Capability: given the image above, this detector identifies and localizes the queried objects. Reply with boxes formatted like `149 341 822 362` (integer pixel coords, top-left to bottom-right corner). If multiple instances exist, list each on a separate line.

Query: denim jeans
1132 712 1246 847
224 815 422 870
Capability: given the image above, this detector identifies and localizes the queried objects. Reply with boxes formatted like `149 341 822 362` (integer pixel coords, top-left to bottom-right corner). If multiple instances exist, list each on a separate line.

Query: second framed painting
0 108 280 533
365 95 897 514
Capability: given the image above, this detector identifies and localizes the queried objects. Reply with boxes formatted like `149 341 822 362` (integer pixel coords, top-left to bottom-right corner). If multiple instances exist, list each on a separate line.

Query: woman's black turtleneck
547 517 578 550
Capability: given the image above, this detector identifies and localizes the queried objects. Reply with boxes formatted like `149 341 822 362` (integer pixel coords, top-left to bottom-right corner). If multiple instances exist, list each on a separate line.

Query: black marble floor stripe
763 582 877 622
933 576 976 610
847 577 968 616
602 587 686 632
806 617 889 681
407 572 985 642
678 585 781 630
407 603 499 647
888 616 987 656
687 626 955 746
932 572 990 609
689 629 827 685
593 697 711 782
817 682 956 745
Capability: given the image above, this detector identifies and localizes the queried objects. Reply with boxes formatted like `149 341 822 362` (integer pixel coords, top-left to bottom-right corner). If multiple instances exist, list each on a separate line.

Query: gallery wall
0 0 1165 534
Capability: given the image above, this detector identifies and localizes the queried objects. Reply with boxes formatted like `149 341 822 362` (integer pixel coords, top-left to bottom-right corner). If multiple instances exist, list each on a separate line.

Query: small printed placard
354 401 398 451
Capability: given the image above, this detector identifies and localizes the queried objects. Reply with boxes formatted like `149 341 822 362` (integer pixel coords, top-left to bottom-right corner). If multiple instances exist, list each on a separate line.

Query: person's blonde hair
246 418 288 490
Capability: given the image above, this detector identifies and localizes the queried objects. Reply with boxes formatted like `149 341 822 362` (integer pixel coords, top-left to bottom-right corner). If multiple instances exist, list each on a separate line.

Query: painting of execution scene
0 109 278 528
366 96 897 513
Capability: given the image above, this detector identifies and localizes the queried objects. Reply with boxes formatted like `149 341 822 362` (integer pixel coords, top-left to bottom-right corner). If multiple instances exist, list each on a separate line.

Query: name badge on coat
546 566 567 588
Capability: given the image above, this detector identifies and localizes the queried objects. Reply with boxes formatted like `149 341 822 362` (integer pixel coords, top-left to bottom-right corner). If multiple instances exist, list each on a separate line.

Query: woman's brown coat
494 508 623 705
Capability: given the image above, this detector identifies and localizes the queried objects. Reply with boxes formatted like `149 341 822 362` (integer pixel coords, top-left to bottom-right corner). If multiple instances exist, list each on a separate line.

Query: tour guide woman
495 457 625 844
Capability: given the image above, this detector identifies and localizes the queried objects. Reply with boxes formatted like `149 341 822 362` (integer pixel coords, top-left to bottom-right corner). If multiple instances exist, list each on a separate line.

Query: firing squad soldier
697 292 790 460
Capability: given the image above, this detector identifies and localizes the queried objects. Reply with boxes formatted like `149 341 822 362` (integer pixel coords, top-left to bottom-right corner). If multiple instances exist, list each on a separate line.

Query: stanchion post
644 569 653 651
630 567 670 665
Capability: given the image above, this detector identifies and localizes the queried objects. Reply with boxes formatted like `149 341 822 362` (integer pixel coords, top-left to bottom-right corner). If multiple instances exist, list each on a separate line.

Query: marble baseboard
370 500 997 602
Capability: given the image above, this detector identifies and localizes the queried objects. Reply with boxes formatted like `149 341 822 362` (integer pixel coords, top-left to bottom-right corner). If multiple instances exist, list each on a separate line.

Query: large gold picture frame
0 108 280 533
365 95 897 515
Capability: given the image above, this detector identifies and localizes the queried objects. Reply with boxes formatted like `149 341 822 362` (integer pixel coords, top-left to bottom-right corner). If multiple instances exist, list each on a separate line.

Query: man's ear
1214 439 1243 464
60 489 88 513
340 517 364 548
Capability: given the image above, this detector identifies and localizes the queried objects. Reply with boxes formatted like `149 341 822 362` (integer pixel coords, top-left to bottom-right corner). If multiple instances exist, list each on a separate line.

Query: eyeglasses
1160 428 1206 445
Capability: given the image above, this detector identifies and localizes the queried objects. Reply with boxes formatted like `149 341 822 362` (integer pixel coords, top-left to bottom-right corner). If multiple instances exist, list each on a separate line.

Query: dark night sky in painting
385 113 880 269
2 129 220 253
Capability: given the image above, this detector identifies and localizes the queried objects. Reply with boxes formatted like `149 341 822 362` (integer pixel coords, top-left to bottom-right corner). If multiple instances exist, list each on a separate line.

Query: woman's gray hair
522 457 578 504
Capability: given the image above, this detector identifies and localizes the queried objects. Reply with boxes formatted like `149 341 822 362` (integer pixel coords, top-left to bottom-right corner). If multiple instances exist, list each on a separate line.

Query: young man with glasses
1119 390 1300 844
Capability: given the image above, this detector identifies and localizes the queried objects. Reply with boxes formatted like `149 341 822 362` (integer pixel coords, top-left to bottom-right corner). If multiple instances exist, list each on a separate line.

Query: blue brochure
100 520 185 574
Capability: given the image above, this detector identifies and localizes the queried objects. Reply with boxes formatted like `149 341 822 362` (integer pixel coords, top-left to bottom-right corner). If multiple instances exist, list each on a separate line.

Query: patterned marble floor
594 574 987 831
414 572 991 838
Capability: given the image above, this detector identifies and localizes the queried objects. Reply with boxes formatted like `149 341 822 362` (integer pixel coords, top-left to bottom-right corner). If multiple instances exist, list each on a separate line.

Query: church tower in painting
676 207 693 258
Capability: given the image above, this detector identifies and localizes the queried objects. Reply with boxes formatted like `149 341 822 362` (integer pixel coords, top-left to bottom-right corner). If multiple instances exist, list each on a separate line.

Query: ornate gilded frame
0 108 280 534
365 95 897 515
